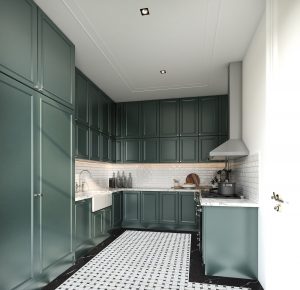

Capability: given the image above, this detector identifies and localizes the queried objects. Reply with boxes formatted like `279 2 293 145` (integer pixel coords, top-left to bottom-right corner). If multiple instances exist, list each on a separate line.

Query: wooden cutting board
186 173 200 188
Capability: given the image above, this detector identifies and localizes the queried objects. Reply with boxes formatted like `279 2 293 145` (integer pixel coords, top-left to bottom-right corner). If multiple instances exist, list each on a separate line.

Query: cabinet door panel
90 129 100 161
141 192 158 223
123 102 140 138
0 0 37 87
199 136 219 162
141 101 159 137
104 207 112 233
75 123 89 159
40 97 73 271
199 97 219 135
38 10 74 107
219 95 229 136
180 137 198 163
100 133 109 161
115 103 123 138
141 138 159 163
123 192 140 223
180 98 198 136
99 93 109 134
75 69 89 124
160 99 179 137
89 83 99 129
160 192 178 224
178 192 196 225
112 192 122 227
92 210 104 238
75 200 92 249
160 138 179 163
0 75 35 290
115 139 122 163
123 139 140 163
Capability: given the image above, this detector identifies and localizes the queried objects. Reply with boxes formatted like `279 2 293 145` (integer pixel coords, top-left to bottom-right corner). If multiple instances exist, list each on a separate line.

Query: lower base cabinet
92 206 112 244
122 191 196 231
112 192 123 228
75 199 92 258
202 206 258 279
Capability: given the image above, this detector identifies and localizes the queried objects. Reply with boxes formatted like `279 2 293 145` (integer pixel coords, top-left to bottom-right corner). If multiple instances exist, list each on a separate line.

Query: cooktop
201 191 243 199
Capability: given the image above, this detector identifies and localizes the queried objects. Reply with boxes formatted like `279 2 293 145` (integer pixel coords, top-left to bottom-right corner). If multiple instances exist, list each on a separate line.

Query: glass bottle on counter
116 171 121 188
121 171 127 188
127 173 132 188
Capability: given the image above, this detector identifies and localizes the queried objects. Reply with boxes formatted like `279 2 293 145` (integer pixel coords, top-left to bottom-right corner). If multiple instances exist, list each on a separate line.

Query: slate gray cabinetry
92 207 112 245
0 0 75 108
75 199 92 258
122 191 196 231
0 73 74 290
202 206 258 279
112 192 123 228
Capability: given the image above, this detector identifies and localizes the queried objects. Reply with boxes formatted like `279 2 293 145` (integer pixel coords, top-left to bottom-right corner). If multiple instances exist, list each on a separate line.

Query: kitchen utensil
186 173 200 188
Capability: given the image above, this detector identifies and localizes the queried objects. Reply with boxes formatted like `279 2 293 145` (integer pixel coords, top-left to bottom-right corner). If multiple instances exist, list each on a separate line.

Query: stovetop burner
201 191 243 199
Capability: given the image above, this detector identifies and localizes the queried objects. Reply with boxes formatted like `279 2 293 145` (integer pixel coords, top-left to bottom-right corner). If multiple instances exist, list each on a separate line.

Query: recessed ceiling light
160 70 167 74
140 8 150 16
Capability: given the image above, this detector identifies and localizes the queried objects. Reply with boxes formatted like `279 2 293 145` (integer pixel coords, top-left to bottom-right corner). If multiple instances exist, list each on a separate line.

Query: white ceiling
34 0 265 102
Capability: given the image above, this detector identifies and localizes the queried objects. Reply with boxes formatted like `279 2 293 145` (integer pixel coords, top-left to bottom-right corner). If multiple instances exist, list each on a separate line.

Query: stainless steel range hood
209 62 249 160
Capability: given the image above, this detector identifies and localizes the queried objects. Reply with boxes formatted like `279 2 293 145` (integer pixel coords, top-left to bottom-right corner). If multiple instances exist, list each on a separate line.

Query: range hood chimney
209 62 249 160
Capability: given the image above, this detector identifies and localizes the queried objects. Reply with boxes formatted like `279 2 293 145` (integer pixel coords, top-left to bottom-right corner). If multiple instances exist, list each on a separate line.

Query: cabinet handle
34 193 43 198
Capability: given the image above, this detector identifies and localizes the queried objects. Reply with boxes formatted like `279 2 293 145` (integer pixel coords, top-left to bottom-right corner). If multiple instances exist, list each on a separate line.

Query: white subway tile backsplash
231 153 259 202
75 161 225 190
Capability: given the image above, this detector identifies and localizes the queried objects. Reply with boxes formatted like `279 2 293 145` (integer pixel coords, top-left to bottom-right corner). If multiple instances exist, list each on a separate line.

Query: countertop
75 187 259 208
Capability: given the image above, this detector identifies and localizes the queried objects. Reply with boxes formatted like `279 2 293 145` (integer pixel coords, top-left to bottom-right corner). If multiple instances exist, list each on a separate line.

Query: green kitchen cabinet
141 138 160 163
199 96 219 136
115 103 123 138
38 9 75 108
109 101 116 137
99 92 109 135
89 82 100 130
90 129 100 161
159 99 180 137
0 0 38 88
92 210 105 240
219 95 229 136
159 192 178 224
141 192 159 224
104 207 112 234
75 69 89 125
75 122 89 159
75 199 92 258
199 136 219 162
202 206 258 279
100 133 109 161
141 100 159 137
123 191 140 224
123 102 140 138
0 73 36 290
178 192 196 226
112 192 123 228
219 135 229 145
180 137 199 163
115 139 123 163
180 97 198 136
160 138 179 163
38 95 74 281
123 139 141 163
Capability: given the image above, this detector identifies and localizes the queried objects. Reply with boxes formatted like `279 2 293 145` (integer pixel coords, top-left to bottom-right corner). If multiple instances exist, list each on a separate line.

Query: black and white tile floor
55 231 250 290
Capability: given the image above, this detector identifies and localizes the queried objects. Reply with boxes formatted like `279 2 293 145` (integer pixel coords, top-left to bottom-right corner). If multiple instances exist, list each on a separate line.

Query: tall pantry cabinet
0 1 75 289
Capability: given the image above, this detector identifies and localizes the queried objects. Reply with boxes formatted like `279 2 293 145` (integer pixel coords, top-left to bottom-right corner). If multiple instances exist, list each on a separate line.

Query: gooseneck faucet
76 170 92 193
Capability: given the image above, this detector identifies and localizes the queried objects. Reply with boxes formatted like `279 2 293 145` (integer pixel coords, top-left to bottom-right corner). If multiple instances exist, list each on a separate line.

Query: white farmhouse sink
91 191 112 212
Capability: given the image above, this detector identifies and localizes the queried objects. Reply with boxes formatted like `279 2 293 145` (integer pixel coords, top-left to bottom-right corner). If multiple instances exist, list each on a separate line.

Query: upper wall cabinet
180 98 198 136
75 69 89 125
115 103 123 138
99 92 109 135
159 99 180 137
0 1 75 109
141 101 159 137
0 0 38 88
38 10 75 108
88 82 100 130
109 101 116 137
199 96 219 136
219 95 229 136
123 102 140 138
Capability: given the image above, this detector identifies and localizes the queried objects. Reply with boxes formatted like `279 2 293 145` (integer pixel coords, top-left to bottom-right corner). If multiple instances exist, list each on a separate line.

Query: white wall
242 13 267 288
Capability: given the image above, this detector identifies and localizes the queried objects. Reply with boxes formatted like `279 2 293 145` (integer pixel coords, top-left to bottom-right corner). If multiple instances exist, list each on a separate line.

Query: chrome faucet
76 170 92 192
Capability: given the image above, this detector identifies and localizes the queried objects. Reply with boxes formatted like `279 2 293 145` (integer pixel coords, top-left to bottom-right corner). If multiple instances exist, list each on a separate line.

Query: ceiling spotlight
160 70 167 74
140 8 150 16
